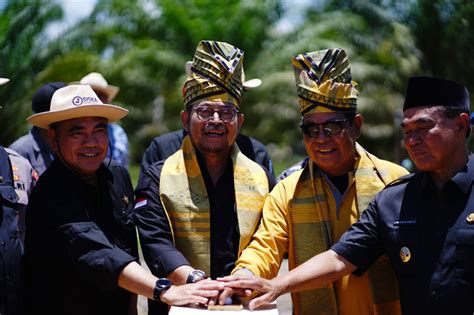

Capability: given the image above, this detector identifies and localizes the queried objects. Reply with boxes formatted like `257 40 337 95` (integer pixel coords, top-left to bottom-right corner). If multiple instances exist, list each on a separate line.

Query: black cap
403 76 469 111
32 82 66 113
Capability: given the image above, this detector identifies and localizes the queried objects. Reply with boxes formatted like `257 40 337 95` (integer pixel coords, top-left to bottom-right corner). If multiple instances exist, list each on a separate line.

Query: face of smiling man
302 111 362 177
181 100 244 156
49 116 109 175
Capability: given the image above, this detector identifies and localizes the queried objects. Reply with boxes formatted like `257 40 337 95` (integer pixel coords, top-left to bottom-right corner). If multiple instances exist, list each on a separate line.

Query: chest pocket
108 182 135 231
0 185 20 237
455 229 474 278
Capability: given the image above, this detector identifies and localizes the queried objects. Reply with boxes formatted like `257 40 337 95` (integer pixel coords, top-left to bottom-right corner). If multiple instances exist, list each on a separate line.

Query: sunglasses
300 118 353 137
194 107 238 123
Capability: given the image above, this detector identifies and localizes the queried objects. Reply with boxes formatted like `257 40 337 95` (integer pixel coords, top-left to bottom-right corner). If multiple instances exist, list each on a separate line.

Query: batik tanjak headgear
291 48 359 116
183 40 245 109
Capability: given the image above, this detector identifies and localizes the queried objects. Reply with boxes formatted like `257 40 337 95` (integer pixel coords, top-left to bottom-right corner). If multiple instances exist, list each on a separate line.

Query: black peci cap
403 76 469 111
32 82 67 113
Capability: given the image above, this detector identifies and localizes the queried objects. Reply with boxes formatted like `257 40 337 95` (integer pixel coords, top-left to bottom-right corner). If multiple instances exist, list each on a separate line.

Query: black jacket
24 160 137 315
0 146 24 315
332 155 474 315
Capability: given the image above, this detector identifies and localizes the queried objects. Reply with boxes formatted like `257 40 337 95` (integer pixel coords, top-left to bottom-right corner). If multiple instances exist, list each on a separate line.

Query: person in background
276 157 308 181
134 40 275 314
72 72 130 169
222 76 474 315
0 77 35 315
10 82 66 175
220 48 408 315
24 85 223 315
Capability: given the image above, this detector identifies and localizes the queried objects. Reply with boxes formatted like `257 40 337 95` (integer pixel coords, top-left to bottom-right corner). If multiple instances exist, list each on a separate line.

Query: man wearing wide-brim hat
223 48 408 315
71 72 129 169
134 40 276 314
23 85 223 315
223 76 474 315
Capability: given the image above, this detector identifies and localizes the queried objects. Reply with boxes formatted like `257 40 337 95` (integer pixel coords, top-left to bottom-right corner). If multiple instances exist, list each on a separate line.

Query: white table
170 303 279 315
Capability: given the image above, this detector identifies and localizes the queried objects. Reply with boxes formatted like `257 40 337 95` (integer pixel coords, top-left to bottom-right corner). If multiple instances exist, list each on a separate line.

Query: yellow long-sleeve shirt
235 157 408 315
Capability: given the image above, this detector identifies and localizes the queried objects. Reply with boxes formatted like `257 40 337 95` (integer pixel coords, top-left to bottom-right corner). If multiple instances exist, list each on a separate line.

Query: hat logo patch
72 96 99 106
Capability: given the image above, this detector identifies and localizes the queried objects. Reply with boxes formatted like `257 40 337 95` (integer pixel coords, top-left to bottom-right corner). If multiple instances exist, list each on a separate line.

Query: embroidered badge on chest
122 195 129 205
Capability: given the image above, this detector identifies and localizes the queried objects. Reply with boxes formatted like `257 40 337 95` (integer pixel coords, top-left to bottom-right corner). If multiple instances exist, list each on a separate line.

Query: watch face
154 278 173 301
187 270 207 283
157 278 172 288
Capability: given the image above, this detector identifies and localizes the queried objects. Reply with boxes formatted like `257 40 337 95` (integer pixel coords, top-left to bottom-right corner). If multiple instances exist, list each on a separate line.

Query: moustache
204 123 226 133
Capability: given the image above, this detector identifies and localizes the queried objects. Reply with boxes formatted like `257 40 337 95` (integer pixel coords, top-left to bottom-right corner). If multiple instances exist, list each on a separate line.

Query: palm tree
0 0 63 145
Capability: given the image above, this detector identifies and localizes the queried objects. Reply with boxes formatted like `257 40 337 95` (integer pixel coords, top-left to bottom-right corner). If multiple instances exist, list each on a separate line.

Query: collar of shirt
420 155 474 195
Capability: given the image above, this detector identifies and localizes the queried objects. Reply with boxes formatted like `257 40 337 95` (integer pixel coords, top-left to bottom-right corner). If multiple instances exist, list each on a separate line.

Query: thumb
248 293 270 310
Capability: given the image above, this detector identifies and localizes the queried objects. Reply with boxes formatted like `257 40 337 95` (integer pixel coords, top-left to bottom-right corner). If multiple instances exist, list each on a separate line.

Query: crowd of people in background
0 39 473 315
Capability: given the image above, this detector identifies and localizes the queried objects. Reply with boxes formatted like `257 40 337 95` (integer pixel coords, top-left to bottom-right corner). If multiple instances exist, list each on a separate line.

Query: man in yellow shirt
226 48 408 315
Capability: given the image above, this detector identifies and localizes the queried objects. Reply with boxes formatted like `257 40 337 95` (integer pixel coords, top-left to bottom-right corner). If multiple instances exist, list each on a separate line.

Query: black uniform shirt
134 152 275 279
24 160 137 315
332 156 474 315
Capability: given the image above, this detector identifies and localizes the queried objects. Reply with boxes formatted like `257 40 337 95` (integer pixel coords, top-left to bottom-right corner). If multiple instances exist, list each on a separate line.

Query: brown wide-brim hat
0 78 10 85
70 72 120 102
27 85 128 129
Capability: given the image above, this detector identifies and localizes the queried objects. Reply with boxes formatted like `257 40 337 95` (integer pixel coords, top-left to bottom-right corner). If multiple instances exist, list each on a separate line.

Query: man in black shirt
134 40 275 314
24 85 223 315
222 76 474 315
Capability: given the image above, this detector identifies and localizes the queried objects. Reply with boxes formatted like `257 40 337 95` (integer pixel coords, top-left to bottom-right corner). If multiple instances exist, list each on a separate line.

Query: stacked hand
162 274 281 310
217 274 282 310
160 279 224 306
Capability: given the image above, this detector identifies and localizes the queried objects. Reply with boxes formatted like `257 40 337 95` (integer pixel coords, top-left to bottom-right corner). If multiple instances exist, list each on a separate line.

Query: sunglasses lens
325 122 343 135
301 120 348 137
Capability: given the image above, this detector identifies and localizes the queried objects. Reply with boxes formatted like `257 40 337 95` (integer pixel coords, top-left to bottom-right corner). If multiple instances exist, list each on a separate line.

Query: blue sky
47 0 97 38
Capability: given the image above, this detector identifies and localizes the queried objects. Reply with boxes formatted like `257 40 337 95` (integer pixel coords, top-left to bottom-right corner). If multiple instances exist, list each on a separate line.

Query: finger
217 287 233 305
223 280 260 290
217 274 250 282
208 296 217 306
248 294 271 310
194 289 220 298
171 294 208 306
186 296 209 305
194 281 225 291
216 275 238 282
226 288 247 297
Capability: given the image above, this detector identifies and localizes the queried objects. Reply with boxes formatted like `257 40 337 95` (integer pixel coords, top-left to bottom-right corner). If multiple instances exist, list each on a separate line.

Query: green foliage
0 0 63 145
1 0 473 166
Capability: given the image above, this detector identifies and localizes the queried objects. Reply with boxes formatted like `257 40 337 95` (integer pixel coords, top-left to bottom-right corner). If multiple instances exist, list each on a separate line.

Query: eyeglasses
194 107 238 123
300 119 352 137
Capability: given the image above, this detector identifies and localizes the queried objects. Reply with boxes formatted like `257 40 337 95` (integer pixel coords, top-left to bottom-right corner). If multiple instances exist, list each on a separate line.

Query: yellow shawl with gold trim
290 143 401 315
160 135 269 275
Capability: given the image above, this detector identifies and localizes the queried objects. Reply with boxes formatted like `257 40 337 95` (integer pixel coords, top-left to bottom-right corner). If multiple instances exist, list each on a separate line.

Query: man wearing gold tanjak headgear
134 40 275 314
225 48 408 315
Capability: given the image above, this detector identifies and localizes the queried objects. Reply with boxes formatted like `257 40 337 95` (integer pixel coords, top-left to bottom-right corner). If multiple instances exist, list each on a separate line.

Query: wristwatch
153 278 173 301
186 269 207 284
